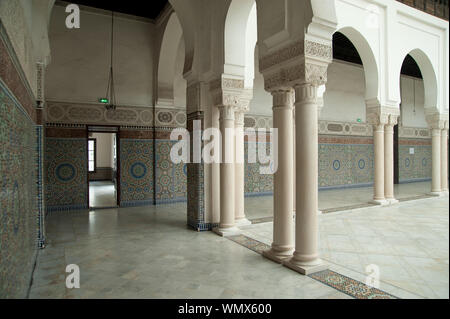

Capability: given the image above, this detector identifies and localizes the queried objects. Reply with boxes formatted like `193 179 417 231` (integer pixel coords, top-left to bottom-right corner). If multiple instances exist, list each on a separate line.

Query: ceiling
65 3 422 79
70 0 168 20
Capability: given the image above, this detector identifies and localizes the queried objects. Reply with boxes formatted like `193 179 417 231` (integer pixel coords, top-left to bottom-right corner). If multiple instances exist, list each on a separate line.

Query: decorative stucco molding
45 101 187 128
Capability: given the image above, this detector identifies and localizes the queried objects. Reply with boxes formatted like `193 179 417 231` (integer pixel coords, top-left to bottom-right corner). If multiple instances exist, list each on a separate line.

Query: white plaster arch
157 12 184 106
224 0 257 87
336 27 379 101
398 49 438 111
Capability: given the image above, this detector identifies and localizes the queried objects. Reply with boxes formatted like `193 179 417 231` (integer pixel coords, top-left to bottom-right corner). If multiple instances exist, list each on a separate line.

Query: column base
370 199 389 206
263 249 293 264
428 191 443 197
386 198 399 205
283 258 328 275
235 218 252 227
213 226 241 237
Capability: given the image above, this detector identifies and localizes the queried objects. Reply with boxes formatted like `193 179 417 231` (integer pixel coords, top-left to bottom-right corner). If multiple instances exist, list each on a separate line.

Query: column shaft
441 129 448 192
283 84 327 275
373 124 386 203
431 128 442 194
215 105 239 236
234 111 250 226
263 89 294 262
384 124 396 202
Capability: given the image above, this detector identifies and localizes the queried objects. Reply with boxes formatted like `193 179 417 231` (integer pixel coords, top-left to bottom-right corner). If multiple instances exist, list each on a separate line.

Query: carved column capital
259 39 332 92
366 102 400 128
426 112 448 130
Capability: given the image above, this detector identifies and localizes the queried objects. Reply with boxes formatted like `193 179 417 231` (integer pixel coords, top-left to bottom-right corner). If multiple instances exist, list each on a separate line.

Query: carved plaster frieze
209 76 251 112
259 41 304 72
426 112 449 130
366 103 400 126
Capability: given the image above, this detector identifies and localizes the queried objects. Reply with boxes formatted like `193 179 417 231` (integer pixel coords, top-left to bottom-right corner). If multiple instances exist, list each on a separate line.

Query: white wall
46 4 155 107
322 61 366 122
400 76 426 128
92 133 113 168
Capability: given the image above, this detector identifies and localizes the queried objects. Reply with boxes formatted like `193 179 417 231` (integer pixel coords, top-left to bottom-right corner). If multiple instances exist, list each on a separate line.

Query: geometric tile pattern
45 138 88 211
244 142 273 196
155 140 187 204
309 270 398 299
120 139 154 206
228 234 270 255
319 143 374 188
0 82 37 298
399 141 432 182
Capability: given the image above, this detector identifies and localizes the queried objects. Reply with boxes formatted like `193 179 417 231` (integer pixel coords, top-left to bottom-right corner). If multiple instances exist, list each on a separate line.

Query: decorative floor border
227 234 398 299
309 270 398 299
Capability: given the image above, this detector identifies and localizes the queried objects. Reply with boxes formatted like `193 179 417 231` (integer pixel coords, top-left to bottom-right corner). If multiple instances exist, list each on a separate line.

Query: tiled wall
119 133 188 207
120 139 154 207
398 138 432 182
45 136 88 211
155 140 187 204
0 21 39 298
319 136 374 189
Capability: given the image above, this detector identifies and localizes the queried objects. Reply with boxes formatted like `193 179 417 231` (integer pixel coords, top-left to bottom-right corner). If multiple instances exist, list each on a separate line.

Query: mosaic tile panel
0 82 37 298
186 112 206 230
398 140 432 182
45 138 88 211
120 139 154 206
319 143 374 188
155 140 187 204
309 270 398 299
244 142 274 196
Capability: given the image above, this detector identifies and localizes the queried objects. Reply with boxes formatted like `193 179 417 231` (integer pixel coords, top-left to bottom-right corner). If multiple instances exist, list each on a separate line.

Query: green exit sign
357 118 362 123
99 98 109 104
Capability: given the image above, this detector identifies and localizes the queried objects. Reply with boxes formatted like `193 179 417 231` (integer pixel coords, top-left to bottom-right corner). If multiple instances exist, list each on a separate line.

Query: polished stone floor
89 181 117 208
30 181 448 299
242 196 449 299
245 181 433 219
31 204 349 299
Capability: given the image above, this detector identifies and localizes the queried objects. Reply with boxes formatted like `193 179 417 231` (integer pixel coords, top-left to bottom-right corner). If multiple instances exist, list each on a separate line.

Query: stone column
384 115 398 204
234 110 251 226
263 88 294 263
441 122 449 193
372 122 387 204
431 127 442 195
283 84 327 275
214 105 240 236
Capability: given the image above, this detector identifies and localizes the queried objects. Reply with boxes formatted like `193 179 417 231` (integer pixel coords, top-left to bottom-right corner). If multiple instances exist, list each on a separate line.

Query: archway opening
395 54 429 187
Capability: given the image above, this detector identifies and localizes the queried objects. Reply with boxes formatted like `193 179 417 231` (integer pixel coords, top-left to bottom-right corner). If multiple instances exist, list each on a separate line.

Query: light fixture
104 11 117 111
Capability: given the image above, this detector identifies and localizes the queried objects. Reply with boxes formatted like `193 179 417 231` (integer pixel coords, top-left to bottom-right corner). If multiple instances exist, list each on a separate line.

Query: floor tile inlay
309 270 398 299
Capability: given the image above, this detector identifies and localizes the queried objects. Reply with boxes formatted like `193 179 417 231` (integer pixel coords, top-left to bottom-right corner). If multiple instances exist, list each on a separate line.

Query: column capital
218 104 235 121
259 39 332 92
366 101 400 127
426 112 448 130
272 88 294 110
209 75 252 112
234 110 245 126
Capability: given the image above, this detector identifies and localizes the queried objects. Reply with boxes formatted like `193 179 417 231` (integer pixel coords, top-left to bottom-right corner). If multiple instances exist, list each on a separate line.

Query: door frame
86 125 121 207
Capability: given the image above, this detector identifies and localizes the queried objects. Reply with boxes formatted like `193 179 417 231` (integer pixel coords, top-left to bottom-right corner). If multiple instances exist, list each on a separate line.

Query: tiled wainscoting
398 138 432 183
0 20 40 298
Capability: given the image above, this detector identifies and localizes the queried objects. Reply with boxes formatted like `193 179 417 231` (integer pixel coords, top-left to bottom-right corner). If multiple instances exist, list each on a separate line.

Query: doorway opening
87 126 120 209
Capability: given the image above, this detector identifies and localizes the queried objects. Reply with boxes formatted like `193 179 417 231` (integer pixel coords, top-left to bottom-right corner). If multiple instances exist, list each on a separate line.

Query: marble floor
30 203 349 299
30 181 448 299
245 181 433 219
89 181 117 208
241 195 449 299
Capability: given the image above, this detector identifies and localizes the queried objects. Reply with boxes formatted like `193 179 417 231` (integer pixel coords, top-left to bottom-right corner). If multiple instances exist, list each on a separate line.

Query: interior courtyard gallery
0 0 449 300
